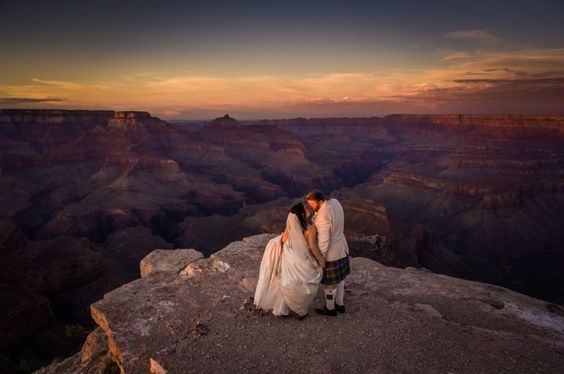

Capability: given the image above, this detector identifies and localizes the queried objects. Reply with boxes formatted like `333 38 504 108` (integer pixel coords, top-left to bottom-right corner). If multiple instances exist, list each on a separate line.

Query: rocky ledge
36 234 564 373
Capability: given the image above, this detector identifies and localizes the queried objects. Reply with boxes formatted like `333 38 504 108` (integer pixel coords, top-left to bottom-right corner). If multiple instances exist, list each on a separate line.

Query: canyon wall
1 110 563 371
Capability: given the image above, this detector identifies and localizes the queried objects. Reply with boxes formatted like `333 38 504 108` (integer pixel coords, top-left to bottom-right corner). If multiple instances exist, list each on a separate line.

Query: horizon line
2 108 564 122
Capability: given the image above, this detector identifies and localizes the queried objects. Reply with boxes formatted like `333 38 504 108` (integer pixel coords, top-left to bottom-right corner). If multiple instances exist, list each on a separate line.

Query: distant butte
1 109 563 372
207 114 241 128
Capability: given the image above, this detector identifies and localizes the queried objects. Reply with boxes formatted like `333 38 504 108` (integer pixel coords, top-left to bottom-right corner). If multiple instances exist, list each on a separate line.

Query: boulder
39 234 564 373
140 249 203 278
81 327 107 363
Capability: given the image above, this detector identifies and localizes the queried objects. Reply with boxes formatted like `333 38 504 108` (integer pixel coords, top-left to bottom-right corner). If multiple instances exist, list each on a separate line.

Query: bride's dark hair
290 203 308 230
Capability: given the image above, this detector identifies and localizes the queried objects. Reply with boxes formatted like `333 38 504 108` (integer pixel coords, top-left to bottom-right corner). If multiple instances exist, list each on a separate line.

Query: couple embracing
254 190 351 319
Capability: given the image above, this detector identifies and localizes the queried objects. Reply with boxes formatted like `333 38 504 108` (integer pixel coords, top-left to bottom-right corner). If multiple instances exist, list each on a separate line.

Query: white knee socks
336 281 345 306
325 288 336 310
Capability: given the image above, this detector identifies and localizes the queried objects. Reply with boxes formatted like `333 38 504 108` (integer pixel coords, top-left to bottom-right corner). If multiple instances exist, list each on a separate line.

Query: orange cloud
1 48 563 118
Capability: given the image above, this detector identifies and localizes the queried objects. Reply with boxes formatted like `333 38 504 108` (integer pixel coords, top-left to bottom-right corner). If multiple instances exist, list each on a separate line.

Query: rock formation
36 234 564 373
1 110 563 370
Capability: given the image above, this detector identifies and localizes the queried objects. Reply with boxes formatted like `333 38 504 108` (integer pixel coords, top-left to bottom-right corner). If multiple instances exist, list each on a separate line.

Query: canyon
0 109 563 371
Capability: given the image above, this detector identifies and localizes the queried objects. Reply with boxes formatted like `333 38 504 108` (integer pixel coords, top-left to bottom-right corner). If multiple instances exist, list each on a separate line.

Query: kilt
321 256 351 285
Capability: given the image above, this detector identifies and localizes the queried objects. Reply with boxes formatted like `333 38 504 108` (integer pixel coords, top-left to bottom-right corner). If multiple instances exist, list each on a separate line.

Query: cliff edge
36 234 564 373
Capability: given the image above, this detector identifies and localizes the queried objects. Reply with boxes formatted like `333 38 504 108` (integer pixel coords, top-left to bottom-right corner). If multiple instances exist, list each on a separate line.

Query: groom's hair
306 189 325 202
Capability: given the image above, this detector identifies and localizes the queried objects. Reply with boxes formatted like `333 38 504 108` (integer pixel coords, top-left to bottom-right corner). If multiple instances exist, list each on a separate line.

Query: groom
306 190 350 316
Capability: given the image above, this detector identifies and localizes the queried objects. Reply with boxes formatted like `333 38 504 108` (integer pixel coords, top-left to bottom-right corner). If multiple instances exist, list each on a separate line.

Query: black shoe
315 307 337 316
335 304 345 313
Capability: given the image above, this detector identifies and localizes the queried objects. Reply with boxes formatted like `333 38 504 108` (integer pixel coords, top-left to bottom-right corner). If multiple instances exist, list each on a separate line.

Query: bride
254 203 324 319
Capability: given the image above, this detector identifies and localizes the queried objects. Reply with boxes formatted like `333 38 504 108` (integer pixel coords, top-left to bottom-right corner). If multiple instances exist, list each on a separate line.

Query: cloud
2 48 564 117
0 96 65 104
381 75 564 116
445 29 501 44
453 77 564 85
31 78 88 91
441 51 476 62
484 68 564 79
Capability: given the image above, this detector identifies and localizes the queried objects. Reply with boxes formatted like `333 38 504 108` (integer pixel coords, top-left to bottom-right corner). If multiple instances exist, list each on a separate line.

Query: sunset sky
1 0 563 119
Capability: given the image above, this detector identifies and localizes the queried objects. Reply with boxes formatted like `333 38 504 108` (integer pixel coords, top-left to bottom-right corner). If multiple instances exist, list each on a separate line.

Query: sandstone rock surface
37 234 564 373
140 249 203 278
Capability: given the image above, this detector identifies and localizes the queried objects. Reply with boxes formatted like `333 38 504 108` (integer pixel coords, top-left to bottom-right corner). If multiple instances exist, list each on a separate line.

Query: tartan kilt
321 256 351 285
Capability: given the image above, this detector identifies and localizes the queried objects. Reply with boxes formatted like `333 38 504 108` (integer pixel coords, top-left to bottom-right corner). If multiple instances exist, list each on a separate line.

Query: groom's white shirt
313 198 349 262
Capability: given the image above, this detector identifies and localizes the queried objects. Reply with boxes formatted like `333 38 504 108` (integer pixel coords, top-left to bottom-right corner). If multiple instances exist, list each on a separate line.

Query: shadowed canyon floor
1 110 563 371
37 234 564 373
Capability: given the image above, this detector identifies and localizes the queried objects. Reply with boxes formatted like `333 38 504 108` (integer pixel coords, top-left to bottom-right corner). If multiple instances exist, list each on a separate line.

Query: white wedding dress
254 213 322 316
